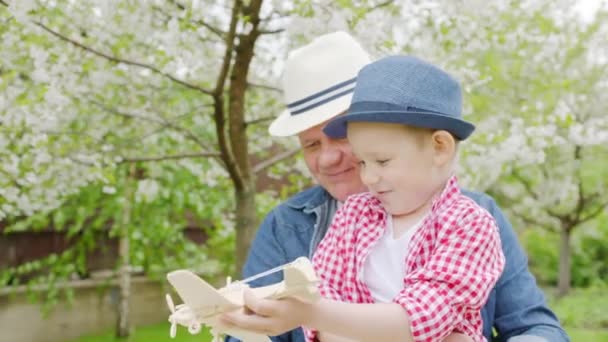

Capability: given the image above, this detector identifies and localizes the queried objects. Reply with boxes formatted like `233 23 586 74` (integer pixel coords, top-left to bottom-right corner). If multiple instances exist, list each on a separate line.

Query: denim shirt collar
284 185 338 258
284 185 332 211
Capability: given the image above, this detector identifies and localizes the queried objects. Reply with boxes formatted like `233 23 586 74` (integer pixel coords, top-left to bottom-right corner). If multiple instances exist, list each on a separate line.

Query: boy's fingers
220 310 274 336
242 288 279 317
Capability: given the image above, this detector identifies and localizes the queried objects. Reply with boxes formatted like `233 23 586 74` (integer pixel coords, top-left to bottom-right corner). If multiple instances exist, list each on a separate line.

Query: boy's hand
442 333 474 342
220 288 312 336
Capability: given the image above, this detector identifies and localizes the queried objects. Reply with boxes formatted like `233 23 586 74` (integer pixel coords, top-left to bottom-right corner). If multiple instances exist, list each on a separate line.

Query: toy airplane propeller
165 257 319 341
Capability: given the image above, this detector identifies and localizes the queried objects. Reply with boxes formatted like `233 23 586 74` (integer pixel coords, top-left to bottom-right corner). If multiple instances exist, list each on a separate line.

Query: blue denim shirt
228 186 569 342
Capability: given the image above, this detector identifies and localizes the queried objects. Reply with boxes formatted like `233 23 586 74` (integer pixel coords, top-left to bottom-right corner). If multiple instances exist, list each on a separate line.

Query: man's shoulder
460 189 498 211
282 185 331 209
259 186 330 235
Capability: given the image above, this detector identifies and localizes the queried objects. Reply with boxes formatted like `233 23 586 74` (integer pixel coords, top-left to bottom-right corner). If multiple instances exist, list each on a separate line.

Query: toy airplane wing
167 270 239 315
167 270 271 341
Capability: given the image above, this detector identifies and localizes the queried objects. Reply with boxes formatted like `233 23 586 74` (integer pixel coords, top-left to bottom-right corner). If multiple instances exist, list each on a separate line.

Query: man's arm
472 193 570 342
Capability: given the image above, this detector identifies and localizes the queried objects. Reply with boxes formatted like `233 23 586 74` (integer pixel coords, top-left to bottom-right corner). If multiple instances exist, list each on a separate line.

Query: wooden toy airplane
165 257 320 342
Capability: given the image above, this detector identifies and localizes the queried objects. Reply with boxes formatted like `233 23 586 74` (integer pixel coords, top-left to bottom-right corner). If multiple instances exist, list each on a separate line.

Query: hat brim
323 110 475 140
268 93 354 137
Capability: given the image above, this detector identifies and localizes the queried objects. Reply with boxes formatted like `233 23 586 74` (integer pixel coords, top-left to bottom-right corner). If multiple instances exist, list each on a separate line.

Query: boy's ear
431 130 456 166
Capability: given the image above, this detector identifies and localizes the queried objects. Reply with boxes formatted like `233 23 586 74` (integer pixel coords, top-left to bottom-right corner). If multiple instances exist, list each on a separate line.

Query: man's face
298 121 367 202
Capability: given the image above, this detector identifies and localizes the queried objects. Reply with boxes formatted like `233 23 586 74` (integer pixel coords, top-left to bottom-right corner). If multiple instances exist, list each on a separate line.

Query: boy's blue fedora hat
323 55 475 140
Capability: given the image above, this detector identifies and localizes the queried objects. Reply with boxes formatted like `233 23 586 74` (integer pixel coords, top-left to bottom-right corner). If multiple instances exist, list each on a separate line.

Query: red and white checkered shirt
306 176 505 342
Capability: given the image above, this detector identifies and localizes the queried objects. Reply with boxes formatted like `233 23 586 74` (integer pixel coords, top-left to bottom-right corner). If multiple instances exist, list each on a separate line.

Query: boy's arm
307 299 413 341
222 290 475 342
223 293 414 341
483 199 569 342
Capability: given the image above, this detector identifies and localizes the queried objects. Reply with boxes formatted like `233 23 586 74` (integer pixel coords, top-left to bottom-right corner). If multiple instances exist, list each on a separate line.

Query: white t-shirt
362 214 425 303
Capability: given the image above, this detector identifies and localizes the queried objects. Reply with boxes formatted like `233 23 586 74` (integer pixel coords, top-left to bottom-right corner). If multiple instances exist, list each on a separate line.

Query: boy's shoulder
443 193 496 225
343 192 381 209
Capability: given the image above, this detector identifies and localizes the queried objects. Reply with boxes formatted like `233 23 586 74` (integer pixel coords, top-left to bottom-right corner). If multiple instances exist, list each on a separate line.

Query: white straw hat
269 31 371 136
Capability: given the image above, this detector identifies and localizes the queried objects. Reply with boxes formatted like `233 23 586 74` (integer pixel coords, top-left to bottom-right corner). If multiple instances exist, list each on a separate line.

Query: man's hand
220 288 312 336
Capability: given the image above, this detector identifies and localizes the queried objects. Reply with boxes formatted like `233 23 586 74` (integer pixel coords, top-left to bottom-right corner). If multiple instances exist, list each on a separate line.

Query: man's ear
431 130 456 167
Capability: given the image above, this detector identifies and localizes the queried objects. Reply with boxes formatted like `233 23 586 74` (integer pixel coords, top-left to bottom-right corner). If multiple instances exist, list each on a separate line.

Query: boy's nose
360 168 379 185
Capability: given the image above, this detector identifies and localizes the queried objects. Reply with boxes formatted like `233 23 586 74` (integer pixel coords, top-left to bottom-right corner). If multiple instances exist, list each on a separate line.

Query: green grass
568 328 608 341
70 323 214 342
549 286 608 341
547 286 608 330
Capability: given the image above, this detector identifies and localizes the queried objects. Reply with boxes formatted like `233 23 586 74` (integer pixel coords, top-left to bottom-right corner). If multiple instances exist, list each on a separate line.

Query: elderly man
224 32 569 342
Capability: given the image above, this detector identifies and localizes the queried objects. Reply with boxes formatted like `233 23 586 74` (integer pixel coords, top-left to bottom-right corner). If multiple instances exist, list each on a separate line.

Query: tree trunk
234 182 258 275
116 229 131 338
116 165 134 338
557 226 571 297
223 0 262 276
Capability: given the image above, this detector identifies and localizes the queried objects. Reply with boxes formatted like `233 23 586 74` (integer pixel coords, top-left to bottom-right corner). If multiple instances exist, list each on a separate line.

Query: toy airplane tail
273 257 319 302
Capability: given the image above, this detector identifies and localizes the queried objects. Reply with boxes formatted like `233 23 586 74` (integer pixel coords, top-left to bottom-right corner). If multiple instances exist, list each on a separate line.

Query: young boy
304 55 505 342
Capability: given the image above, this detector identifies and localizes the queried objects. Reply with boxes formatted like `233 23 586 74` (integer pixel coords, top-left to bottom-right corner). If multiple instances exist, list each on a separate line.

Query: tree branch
370 0 395 11
212 0 244 190
111 111 196 148
245 116 275 127
41 129 104 143
90 99 164 124
164 0 225 39
258 28 285 35
248 82 281 93
511 209 555 232
32 21 214 96
88 98 213 151
118 152 220 163
513 165 565 220
253 148 300 174
214 4 238 96
66 155 96 167
225 0 264 190
572 145 585 224
578 200 608 225
512 169 540 200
